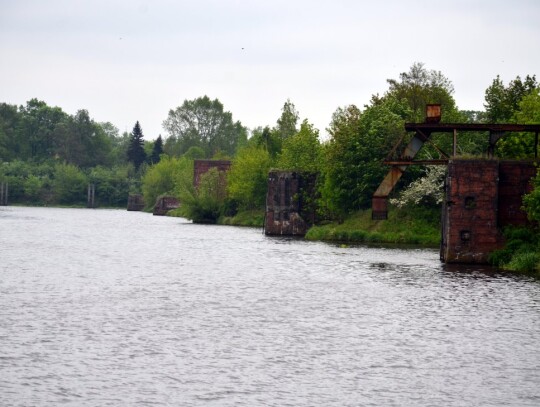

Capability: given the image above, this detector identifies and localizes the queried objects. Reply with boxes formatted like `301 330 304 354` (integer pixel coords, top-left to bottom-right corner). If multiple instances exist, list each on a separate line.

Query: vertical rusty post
87 183 95 208
453 129 457 157
535 131 538 159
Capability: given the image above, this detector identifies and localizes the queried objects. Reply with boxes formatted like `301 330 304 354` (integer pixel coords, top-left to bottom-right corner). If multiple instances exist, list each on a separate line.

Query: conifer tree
150 135 164 164
127 121 146 170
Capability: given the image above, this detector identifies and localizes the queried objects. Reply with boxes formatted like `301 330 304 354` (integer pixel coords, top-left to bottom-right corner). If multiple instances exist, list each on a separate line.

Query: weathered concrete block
265 170 317 236
153 196 180 216
127 194 144 211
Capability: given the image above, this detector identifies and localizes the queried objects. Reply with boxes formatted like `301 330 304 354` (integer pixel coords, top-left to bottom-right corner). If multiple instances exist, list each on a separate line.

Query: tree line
1 63 539 217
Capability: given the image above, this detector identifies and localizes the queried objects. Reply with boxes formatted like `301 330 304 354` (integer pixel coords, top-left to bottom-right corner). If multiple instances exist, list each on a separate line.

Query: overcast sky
1 0 539 140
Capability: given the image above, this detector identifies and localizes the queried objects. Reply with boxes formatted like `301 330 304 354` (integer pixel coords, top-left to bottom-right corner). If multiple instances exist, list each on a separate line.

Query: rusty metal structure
372 105 540 220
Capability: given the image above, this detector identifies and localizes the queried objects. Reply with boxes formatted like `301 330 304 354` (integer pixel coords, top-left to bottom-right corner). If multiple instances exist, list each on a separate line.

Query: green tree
0 103 21 161
484 74 537 123
141 156 190 210
18 99 67 160
23 175 44 202
88 165 131 207
249 126 282 158
183 146 206 159
163 96 247 157
150 135 164 164
321 96 411 216
178 167 227 223
278 119 321 172
227 145 272 210
52 163 87 204
386 62 459 123
488 77 540 158
127 121 146 170
53 110 112 168
275 99 299 140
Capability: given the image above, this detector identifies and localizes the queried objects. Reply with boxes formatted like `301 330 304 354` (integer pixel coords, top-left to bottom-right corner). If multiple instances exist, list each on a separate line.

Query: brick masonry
193 159 231 188
441 159 535 263
265 171 317 236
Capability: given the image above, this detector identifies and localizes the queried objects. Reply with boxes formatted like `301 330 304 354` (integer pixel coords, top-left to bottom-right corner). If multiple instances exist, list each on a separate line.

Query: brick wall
193 160 232 188
498 161 536 226
441 160 535 263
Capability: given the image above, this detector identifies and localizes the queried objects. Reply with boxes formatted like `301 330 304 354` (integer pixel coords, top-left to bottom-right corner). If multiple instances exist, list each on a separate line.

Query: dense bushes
0 160 131 207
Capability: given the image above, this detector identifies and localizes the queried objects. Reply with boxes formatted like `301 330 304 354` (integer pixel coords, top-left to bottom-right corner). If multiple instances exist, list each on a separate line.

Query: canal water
1 206 539 406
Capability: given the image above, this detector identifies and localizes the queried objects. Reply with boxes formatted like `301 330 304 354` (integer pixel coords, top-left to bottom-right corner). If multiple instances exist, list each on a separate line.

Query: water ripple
1 207 539 406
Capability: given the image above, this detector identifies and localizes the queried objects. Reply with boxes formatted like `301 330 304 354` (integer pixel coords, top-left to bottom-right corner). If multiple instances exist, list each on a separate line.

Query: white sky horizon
1 0 539 140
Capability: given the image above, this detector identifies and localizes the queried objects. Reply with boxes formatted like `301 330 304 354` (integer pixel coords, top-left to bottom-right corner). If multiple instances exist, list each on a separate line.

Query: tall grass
489 227 540 277
305 205 440 246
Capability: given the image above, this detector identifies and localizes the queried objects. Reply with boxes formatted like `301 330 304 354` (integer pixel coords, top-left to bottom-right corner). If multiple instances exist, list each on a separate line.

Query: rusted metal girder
371 121 540 220
404 123 540 133
372 131 429 220
383 159 448 165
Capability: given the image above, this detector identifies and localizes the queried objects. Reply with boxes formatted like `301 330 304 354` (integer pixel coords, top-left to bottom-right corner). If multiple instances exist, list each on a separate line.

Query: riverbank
219 209 265 227
489 227 540 278
215 206 441 246
305 206 440 246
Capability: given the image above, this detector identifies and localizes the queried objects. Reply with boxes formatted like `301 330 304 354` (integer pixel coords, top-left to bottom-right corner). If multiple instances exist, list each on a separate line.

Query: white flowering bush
390 166 446 208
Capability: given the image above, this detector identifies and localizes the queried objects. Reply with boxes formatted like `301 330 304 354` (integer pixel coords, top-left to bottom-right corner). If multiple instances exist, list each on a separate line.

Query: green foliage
506 252 540 274
88 165 131 207
489 227 540 276
523 168 540 222
0 103 21 161
277 119 321 172
127 121 146 170
390 166 446 208
484 75 537 123
163 96 247 157
227 145 273 210
53 163 88 204
249 126 282 158
142 156 191 210
150 135 164 164
19 99 68 160
488 76 540 159
177 167 227 223
55 109 113 168
305 206 440 245
275 99 299 140
321 97 409 216
183 146 206 160
220 209 265 227
386 62 458 123
23 175 44 202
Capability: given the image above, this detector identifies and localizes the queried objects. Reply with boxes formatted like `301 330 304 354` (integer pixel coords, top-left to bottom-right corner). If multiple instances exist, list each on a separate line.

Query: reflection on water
1 206 539 406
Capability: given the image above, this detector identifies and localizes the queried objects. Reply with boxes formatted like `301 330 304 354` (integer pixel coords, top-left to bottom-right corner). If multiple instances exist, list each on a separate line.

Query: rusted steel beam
371 166 406 220
383 160 448 165
405 123 540 133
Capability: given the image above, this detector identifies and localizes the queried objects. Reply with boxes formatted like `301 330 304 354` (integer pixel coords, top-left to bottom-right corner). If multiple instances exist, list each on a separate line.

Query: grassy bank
219 209 265 227
305 206 441 246
489 227 540 278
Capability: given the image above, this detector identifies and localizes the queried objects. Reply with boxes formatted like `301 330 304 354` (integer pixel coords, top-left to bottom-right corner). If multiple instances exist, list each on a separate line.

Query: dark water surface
1 206 539 406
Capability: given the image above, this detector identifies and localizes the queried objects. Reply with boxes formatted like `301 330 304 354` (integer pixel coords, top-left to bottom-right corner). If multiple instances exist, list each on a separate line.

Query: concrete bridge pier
0 182 8 206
